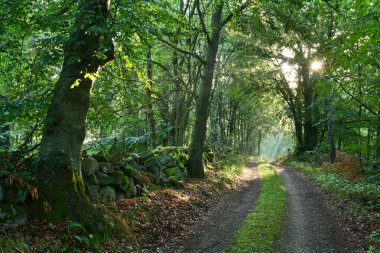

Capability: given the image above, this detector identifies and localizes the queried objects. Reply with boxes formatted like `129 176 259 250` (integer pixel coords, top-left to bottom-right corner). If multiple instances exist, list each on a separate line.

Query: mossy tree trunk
30 0 114 232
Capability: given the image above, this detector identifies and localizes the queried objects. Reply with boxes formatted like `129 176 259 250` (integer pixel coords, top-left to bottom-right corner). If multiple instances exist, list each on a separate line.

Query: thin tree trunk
376 112 380 160
146 45 156 149
338 130 342 150
258 130 262 156
367 128 371 160
326 96 336 163
31 0 114 232
358 84 363 171
0 96 10 149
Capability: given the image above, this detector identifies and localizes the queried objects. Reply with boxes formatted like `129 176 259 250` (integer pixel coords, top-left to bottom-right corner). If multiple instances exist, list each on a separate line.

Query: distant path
159 161 261 253
275 165 366 253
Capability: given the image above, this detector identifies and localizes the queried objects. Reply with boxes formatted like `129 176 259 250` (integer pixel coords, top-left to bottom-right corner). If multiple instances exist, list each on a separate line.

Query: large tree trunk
187 2 224 178
301 61 318 151
30 0 114 232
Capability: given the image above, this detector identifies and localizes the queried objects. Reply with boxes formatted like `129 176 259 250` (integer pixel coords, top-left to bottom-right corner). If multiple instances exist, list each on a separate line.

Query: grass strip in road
225 163 286 253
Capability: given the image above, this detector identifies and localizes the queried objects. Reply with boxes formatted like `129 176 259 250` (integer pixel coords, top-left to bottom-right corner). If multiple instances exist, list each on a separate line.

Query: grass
216 154 250 186
225 163 286 253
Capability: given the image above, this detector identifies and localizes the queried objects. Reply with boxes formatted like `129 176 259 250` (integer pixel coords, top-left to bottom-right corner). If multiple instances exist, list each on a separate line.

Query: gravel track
159 162 366 253
159 161 261 253
275 165 366 253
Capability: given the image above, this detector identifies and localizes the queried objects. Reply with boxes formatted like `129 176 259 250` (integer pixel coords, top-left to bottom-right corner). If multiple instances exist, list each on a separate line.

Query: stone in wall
81 158 99 176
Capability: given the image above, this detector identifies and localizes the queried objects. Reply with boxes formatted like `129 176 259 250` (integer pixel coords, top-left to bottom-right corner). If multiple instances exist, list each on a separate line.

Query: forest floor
160 162 369 253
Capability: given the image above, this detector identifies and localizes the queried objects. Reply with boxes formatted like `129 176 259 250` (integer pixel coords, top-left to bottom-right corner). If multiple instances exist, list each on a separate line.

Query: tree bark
376 112 380 160
30 0 114 232
326 96 336 163
187 1 224 178
301 61 318 151
0 96 10 150
146 45 156 149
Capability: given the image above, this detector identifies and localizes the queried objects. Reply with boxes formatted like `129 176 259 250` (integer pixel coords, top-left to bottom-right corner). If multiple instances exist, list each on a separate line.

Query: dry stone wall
82 147 188 201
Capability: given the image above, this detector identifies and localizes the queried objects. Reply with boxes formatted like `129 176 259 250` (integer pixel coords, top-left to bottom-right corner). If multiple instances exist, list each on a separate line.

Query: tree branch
195 0 211 43
333 77 377 115
221 0 252 27
158 38 206 65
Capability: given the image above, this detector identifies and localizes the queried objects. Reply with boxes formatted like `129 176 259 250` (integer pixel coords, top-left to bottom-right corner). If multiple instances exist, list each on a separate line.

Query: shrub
322 151 361 181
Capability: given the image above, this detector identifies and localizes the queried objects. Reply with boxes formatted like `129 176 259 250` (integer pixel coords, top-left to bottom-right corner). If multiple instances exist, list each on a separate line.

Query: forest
0 0 379 252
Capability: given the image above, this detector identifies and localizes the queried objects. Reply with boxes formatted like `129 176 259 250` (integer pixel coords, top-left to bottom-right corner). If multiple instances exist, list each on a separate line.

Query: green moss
165 167 177 177
122 164 133 177
225 163 286 253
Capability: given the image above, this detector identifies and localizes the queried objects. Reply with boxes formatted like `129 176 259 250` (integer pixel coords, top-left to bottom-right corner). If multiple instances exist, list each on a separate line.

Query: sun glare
281 63 298 89
281 48 294 58
311 60 323 72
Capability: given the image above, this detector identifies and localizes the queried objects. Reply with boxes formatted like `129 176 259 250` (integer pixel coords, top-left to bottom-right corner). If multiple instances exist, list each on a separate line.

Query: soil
160 162 368 253
158 161 261 253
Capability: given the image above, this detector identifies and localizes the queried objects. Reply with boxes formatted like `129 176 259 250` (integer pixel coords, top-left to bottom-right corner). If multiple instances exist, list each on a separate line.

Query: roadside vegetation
286 152 380 253
225 163 285 253
0 154 249 252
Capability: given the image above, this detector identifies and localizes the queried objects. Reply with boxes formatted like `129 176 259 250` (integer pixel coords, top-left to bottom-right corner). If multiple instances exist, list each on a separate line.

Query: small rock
85 174 98 185
81 158 99 176
5 186 27 205
87 185 101 201
131 153 140 163
164 167 184 179
100 162 114 174
131 169 143 185
372 160 380 172
144 157 160 168
121 164 133 177
112 170 124 185
100 186 116 201
140 153 155 164
0 204 27 230
168 176 179 187
93 150 109 162
116 192 125 200
97 171 113 186
160 155 171 166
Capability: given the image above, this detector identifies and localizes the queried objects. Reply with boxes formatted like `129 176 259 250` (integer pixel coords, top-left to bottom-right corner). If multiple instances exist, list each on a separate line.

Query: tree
187 0 250 178
30 0 114 231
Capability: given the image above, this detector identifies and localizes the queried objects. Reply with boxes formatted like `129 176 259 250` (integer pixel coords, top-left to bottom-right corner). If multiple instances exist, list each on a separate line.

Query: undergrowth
225 163 285 253
1 154 250 253
216 154 250 186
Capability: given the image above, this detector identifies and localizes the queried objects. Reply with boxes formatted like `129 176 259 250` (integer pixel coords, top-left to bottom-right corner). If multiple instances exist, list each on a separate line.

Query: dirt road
275 165 366 253
160 162 366 253
159 161 261 253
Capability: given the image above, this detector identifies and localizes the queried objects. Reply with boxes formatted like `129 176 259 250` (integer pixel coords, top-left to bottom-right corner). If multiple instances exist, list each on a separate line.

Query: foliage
322 151 362 181
216 154 250 186
225 163 285 253
288 160 380 209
